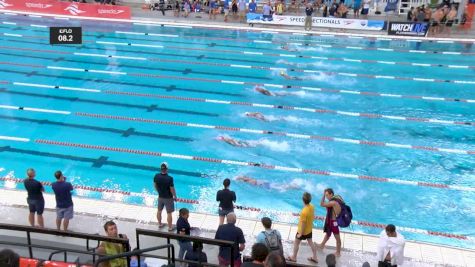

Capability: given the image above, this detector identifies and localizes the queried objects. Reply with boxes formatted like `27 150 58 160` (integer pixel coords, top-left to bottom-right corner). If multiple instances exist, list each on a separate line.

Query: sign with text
388 22 429 37
50 27 82 44
247 14 385 31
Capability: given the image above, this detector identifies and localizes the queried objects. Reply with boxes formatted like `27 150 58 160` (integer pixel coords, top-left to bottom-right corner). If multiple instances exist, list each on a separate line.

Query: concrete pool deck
0 188 474 267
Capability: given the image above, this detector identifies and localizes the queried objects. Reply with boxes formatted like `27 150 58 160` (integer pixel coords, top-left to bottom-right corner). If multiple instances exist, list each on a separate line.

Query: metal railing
0 223 130 264
136 228 236 267
94 245 174 267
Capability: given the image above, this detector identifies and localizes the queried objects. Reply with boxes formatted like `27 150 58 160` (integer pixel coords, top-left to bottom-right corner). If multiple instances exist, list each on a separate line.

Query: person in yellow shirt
287 192 318 263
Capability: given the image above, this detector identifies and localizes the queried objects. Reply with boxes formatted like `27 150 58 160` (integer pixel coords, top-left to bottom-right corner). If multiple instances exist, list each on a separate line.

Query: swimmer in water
217 136 252 147
245 112 268 122
255 86 275 96
280 71 302 81
281 44 298 52
235 176 301 191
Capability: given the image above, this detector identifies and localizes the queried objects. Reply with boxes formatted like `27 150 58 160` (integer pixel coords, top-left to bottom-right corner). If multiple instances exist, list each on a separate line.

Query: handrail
0 223 129 259
94 245 174 267
136 228 236 267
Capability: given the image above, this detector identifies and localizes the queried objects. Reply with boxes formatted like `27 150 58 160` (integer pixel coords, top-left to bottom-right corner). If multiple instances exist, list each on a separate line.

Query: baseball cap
160 162 168 169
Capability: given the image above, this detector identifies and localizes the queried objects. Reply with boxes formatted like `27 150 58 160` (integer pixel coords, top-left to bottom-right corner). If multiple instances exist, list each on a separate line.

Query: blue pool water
0 13 474 249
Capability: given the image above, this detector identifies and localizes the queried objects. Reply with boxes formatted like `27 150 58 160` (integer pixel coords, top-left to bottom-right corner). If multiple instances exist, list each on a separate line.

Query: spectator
0 249 20 267
174 0 181 16
97 221 130 267
325 254 336 267
407 6 414 21
242 243 269 267
318 188 343 257
224 0 231 21
184 241 208 267
352 0 361 17
52 170 74 231
361 0 370 18
209 0 218 19
248 0 257 13
232 0 239 18
377 224 405 267
24 168 45 228
215 212 245 267
216 178 236 225
262 1 272 20
444 5 457 35
238 0 247 22
275 0 284 15
264 252 285 267
177 208 192 263
184 0 191 17
416 7 425 22
154 162 177 232
328 0 338 16
255 217 283 256
322 3 328 16
424 5 431 22
337 3 348 17
287 192 318 264
304 3 314 31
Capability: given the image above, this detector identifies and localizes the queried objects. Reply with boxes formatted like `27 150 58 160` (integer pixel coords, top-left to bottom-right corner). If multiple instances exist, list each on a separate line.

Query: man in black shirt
305 3 314 31
215 212 245 267
154 162 177 231
23 168 45 228
216 178 236 225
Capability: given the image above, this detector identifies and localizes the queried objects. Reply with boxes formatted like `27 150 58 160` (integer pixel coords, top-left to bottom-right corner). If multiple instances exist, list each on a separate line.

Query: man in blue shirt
248 0 257 13
52 170 74 231
24 168 44 228
154 162 177 231
215 213 245 267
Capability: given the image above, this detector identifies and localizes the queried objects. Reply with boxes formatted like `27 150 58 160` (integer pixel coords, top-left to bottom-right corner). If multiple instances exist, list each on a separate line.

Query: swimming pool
0 12 474 250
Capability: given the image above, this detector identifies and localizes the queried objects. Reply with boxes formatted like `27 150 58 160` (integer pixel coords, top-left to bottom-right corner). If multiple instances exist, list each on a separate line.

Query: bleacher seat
20 258 40 267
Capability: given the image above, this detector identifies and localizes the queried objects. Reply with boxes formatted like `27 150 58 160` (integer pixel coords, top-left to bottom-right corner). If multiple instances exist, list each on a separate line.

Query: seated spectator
97 221 130 267
184 241 208 267
264 252 285 267
337 3 348 17
242 243 269 267
325 254 336 267
377 224 405 267
215 212 246 267
262 2 273 20
255 217 283 256
275 0 285 15
0 249 20 267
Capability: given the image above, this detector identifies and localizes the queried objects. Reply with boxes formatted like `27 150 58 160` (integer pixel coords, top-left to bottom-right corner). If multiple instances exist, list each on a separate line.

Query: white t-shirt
363 0 370 9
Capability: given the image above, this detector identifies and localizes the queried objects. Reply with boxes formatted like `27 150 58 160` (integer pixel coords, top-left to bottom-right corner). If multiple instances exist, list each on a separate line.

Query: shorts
296 232 312 240
218 208 233 217
57 205 74 220
218 256 242 267
431 21 439 27
445 20 454 27
27 198 45 215
158 197 175 213
325 219 340 237
361 8 368 15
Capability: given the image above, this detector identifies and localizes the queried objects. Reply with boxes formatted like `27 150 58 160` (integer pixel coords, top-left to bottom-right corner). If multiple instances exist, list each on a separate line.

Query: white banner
247 14 385 31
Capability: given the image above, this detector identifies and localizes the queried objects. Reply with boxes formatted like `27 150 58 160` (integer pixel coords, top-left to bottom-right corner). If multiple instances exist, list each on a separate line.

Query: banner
247 14 385 31
387 22 429 37
0 0 131 19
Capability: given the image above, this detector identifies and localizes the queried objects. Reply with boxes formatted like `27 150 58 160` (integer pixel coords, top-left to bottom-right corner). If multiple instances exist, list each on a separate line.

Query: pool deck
0 188 474 267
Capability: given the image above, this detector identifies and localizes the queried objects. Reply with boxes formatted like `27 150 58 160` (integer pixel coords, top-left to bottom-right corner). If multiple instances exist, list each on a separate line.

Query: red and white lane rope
0 59 472 127
1 45 473 104
34 139 475 193
1 100 473 156
112 30 475 56
0 177 472 242
75 111 475 156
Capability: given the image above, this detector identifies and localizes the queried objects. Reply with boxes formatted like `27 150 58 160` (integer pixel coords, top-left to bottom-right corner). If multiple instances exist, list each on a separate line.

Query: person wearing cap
154 162 177 231
52 170 74 231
